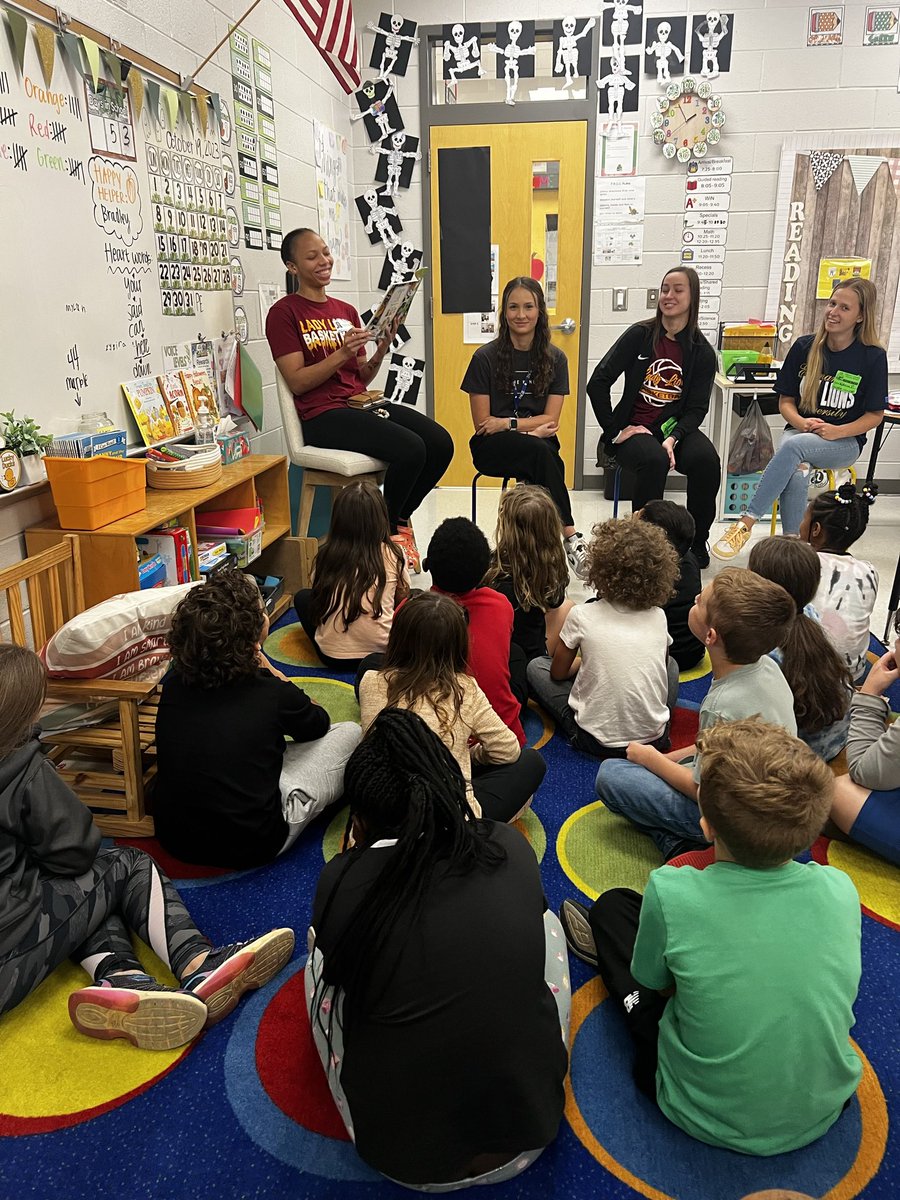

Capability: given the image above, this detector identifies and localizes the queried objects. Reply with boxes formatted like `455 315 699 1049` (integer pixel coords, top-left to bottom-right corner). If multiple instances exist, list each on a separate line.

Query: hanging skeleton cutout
350 79 403 144
371 131 421 196
355 188 403 248
690 11 733 79
485 20 536 105
367 13 419 82
442 23 484 82
643 16 687 84
553 17 596 88
378 242 423 291
383 354 425 405
602 1 643 55
597 54 639 138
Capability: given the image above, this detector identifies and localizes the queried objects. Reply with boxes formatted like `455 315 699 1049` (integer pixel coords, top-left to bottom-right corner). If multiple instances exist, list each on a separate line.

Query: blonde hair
800 278 882 415
587 518 678 610
484 485 569 612
697 718 834 867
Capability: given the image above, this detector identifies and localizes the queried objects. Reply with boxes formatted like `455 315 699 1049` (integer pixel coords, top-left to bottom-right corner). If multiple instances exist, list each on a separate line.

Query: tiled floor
410 483 900 647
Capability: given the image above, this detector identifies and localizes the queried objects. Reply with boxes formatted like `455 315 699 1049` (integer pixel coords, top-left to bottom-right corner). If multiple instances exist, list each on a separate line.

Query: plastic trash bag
727 400 774 474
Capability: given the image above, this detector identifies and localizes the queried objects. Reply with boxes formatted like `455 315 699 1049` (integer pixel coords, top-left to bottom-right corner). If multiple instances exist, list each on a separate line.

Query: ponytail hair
800 278 882 414
805 481 877 555
748 537 851 732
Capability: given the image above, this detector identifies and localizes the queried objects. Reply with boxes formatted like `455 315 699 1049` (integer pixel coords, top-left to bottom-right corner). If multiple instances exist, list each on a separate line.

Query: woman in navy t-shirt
713 278 887 560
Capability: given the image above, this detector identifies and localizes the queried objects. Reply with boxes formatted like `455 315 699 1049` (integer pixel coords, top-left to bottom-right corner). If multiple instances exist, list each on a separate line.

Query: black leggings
0 847 210 1016
470 431 574 527
302 405 454 531
613 429 720 550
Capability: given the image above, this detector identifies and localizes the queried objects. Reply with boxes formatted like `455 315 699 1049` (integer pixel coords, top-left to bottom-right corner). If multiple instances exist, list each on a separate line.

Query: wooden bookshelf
26 455 311 614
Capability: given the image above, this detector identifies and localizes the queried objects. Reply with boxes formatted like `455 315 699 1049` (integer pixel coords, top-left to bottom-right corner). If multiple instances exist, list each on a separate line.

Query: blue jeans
746 429 860 534
595 759 706 860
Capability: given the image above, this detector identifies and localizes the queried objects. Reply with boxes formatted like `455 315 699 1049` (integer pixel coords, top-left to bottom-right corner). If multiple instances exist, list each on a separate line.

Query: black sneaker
181 928 295 1026
559 899 598 968
691 542 710 570
68 972 208 1050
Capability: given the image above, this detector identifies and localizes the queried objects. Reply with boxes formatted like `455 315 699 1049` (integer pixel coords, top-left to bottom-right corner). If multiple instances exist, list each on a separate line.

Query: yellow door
429 121 587 488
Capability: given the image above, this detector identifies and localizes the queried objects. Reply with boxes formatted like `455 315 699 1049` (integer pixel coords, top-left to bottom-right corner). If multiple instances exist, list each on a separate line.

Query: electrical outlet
612 288 628 312
646 288 659 308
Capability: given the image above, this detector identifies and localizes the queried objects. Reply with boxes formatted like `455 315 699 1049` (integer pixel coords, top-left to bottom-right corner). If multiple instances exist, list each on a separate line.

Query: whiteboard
0 31 236 443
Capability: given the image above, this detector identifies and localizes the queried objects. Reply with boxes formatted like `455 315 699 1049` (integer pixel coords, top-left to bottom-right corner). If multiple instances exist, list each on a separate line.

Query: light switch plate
612 288 627 312
646 288 659 308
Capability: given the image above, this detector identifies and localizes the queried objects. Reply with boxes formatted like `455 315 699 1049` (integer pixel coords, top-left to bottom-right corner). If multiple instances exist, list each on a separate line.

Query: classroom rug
1 618 898 1200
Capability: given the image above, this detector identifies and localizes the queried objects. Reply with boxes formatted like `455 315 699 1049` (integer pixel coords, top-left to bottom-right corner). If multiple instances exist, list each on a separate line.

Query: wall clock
650 77 725 162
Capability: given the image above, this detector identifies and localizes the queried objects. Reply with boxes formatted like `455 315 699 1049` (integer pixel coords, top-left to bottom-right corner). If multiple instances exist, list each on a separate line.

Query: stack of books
49 430 127 458
196 503 264 569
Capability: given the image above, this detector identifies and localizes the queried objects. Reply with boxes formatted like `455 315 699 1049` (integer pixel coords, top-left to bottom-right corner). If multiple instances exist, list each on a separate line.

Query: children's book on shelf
157 372 196 435
121 376 177 446
136 527 193 586
179 368 222 426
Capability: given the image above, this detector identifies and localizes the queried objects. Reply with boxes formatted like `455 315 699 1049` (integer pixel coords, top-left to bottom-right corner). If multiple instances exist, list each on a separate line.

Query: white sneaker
710 521 753 561
565 533 589 580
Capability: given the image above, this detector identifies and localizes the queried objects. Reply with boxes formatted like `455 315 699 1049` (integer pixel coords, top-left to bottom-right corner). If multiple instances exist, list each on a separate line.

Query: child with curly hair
526 518 680 758
154 571 360 868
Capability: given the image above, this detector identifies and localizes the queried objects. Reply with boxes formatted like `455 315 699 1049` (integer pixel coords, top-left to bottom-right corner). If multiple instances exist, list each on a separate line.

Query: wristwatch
509 417 518 431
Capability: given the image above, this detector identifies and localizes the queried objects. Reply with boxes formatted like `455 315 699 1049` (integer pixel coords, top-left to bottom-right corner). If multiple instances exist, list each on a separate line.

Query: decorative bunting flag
81 36 102 90
810 150 843 191
34 23 57 88
279 0 361 94
209 91 222 129
178 89 193 129
162 86 179 130
120 58 132 83
196 92 208 137
102 48 123 90
146 78 161 126
846 154 884 195
60 30 85 74
4 8 29 74
128 69 144 119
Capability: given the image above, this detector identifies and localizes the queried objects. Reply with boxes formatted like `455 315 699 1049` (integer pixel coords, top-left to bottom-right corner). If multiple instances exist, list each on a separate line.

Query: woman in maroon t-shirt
266 229 452 568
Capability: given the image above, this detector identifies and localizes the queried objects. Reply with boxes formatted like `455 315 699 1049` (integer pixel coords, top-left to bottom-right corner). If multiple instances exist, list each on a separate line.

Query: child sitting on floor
526 517 679 759
748 536 852 761
294 479 410 672
595 568 797 860
560 718 862 1156
0 644 294 1050
425 516 526 743
799 482 879 683
358 592 545 822
638 500 705 672
154 571 360 868
483 485 573 664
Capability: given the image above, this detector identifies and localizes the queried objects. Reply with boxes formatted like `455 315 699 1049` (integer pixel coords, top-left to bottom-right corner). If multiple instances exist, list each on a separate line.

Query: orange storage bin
44 457 147 530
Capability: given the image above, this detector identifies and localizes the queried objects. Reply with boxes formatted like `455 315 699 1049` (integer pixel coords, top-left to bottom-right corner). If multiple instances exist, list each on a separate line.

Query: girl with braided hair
305 708 569 1189
799 482 879 682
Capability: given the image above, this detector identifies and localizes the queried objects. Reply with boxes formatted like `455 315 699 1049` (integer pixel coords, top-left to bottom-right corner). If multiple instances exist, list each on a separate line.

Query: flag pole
181 0 265 92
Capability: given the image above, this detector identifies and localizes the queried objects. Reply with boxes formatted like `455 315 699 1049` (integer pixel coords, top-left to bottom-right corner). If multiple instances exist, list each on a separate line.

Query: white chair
275 371 387 536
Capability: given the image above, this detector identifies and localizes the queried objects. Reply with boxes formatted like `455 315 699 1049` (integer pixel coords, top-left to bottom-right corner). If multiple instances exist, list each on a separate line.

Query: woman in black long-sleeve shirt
587 267 720 565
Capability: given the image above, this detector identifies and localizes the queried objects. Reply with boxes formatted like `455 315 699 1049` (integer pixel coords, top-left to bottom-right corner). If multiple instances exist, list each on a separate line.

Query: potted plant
0 411 53 486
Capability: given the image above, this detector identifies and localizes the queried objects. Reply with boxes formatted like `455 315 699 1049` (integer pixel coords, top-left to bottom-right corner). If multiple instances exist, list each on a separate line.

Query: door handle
551 318 577 334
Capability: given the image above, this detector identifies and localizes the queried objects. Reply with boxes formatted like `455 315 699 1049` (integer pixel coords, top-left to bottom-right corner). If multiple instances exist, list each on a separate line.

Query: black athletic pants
470 431 574 527
589 887 668 1100
302 405 454 531
612 429 720 552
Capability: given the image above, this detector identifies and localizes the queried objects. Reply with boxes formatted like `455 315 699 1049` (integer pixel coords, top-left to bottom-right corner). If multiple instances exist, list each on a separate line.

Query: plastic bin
44 456 147 530
724 472 773 517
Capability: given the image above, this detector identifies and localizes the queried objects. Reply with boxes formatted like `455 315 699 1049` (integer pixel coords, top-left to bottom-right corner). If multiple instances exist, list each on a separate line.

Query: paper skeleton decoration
383 354 425 405
378 242 423 291
690 11 732 79
360 308 411 353
553 17 596 87
367 13 419 81
597 55 639 137
371 131 421 195
355 188 402 248
350 79 403 144
602 2 643 53
485 20 536 105
644 17 686 82
442 23 484 82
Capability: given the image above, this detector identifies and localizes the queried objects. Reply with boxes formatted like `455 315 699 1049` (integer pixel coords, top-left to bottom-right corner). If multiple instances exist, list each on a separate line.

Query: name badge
833 370 861 394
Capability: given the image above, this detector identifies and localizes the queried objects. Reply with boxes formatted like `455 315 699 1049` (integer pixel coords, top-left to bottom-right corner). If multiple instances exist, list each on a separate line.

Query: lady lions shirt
776 335 887 447
265 293 367 420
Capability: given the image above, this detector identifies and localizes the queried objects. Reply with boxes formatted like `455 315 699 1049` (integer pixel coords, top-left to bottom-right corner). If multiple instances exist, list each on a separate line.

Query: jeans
746 429 860 534
595 759 706 861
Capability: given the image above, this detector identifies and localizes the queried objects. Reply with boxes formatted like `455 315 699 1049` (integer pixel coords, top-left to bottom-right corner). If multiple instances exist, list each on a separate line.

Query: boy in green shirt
562 718 862 1156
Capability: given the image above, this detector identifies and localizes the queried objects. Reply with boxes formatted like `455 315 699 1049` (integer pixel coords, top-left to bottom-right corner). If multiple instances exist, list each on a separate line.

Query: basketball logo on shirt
638 357 682 408
297 317 350 356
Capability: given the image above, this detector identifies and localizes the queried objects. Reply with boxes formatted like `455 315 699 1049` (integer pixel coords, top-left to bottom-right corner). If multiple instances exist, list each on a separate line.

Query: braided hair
312 709 506 1031
804 482 878 555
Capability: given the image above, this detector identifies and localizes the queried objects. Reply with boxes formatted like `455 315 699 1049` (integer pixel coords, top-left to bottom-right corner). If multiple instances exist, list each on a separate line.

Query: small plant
0 411 53 457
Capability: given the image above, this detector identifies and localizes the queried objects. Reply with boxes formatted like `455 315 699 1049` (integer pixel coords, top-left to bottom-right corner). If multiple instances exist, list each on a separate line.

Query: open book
364 268 426 343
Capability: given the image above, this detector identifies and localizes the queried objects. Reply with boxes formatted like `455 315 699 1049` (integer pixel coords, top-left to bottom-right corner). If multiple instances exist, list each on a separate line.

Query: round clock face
652 79 725 162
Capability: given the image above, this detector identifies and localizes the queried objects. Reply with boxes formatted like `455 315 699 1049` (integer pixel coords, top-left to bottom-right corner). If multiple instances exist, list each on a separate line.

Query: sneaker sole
193 928 295 1027
68 989 208 1050
560 901 599 968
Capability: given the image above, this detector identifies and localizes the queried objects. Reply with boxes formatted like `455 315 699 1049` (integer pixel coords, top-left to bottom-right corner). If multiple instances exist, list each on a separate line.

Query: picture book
120 376 177 446
179 368 222 426
158 372 196 435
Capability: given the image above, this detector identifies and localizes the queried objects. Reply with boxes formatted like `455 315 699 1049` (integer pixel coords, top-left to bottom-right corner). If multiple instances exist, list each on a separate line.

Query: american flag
280 0 360 93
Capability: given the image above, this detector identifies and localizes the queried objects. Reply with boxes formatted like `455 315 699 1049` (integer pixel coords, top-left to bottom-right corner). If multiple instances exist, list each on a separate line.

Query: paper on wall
593 176 645 265
463 244 500 344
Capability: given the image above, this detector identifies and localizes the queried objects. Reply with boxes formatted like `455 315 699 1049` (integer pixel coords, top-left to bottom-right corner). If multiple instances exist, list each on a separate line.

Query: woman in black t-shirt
712 278 887 561
462 277 588 578
305 709 569 1189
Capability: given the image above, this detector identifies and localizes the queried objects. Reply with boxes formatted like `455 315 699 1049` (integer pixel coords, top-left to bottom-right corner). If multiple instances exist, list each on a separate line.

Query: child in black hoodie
639 500 705 672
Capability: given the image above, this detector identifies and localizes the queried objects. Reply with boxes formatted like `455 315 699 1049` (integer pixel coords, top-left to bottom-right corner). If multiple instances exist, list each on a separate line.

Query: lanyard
510 371 531 416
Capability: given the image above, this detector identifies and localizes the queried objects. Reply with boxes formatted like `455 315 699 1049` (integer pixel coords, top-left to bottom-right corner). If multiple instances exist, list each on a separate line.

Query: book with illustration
157 372 196 435
120 376 177 446
179 368 221 426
